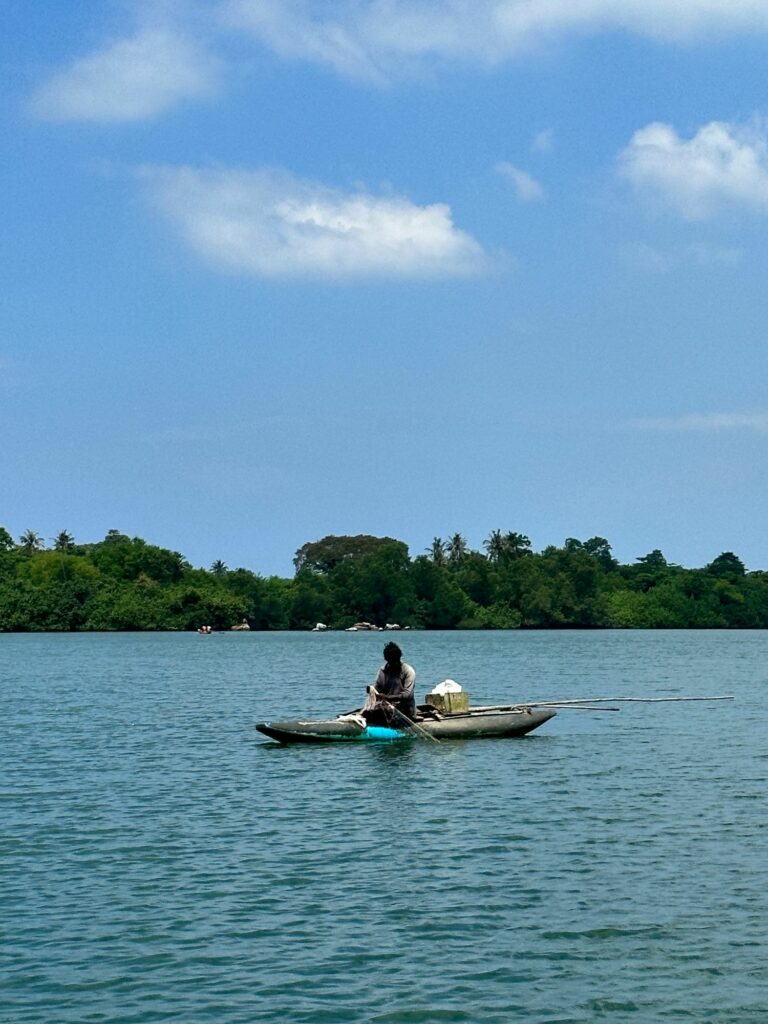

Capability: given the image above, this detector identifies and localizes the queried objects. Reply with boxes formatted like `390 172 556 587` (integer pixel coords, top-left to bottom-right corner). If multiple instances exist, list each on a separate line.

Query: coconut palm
503 531 532 558
447 532 468 566
19 529 43 553
427 537 447 565
483 529 531 563
53 530 75 552
483 529 505 563
210 559 228 576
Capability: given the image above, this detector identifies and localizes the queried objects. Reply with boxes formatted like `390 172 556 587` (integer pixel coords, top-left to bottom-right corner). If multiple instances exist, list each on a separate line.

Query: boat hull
426 707 556 739
256 707 556 744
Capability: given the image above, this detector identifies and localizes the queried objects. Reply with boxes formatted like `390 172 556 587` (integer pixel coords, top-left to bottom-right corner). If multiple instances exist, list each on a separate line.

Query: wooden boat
255 705 556 744
255 693 734 745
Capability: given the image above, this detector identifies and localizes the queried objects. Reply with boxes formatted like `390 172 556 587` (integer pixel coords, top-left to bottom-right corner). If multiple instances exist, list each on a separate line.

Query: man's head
383 642 402 667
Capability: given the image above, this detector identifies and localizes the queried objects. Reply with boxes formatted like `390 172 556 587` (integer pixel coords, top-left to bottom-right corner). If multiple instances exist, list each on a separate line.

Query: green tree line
0 526 765 631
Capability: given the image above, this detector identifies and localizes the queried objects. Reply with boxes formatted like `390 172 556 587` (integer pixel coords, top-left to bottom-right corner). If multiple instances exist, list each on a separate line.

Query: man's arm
392 665 415 701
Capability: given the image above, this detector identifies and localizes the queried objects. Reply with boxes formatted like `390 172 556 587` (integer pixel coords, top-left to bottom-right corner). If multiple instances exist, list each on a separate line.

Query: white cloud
618 120 768 219
140 166 488 279
532 129 554 153
634 412 768 432
221 1 768 80
621 241 742 272
496 162 544 201
28 2 768 121
29 28 220 122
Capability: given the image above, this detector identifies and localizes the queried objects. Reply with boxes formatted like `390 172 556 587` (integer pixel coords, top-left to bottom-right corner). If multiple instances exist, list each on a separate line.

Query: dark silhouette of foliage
446 532 469 566
19 530 44 553
0 523 766 631
293 535 407 575
53 530 76 552
706 551 746 578
427 537 447 565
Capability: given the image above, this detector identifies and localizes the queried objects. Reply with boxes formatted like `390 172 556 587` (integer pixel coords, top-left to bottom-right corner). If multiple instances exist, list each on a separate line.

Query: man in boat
365 642 416 724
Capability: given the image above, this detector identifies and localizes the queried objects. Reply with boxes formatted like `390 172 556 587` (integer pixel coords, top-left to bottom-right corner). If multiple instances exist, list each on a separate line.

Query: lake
2 630 767 1023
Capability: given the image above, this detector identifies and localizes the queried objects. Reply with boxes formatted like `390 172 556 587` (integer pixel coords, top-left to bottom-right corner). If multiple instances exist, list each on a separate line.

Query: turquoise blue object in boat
361 725 407 741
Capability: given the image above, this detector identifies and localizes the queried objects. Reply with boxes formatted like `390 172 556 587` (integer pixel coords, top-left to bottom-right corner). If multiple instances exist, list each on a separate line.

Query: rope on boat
365 686 440 743
385 700 440 743
361 686 379 714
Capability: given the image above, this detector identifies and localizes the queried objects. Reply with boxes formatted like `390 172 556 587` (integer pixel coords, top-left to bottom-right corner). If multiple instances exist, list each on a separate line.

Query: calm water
2 630 767 1023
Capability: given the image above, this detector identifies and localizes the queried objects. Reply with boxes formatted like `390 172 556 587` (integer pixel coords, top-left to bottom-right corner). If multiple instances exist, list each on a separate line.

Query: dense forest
0 526 765 631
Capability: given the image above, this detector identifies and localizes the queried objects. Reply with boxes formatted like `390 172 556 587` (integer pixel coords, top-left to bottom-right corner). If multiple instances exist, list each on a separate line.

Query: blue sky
4 1 768 575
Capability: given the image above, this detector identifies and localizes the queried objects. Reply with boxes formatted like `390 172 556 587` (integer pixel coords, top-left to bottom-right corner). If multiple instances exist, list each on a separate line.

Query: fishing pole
471 695 734 713
532 695 735 706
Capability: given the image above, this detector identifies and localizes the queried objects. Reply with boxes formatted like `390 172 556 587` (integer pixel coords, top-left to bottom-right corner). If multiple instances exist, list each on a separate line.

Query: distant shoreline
1 529 763 631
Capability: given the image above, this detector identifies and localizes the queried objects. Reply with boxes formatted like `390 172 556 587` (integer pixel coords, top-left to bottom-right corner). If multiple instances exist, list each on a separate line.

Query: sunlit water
2 630 767 1023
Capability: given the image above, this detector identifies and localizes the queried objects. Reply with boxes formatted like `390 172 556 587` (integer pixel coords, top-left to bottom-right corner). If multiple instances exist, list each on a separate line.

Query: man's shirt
374 661 415 702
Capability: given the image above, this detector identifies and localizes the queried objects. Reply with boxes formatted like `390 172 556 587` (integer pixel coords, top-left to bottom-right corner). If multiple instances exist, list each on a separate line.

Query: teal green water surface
2 630 767 1023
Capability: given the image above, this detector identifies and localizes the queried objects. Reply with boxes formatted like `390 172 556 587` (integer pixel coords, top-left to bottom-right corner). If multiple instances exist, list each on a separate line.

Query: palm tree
483 529 505 563
53 530 75 552
503 531 532 558
19 530 44 553
484 529 532 563
447 532 468 566
427 537 447 565
210 559 228 576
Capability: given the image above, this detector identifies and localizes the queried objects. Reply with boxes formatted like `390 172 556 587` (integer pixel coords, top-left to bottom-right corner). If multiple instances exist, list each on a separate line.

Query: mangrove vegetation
0 526 766 631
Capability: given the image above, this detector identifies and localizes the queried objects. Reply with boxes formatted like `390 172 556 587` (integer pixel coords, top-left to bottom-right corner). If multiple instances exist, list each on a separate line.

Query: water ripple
1 630 767 1023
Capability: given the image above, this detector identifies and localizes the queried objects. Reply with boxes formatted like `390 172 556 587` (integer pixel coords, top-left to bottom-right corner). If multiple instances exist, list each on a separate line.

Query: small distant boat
256 705 557 744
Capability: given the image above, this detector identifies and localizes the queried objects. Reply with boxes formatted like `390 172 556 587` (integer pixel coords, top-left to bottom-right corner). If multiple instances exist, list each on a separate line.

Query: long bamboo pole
469 703 620 712
471 695 734 713
534 705 621 711
534 695 735 705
